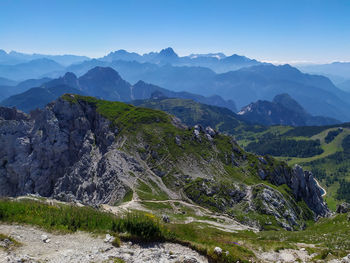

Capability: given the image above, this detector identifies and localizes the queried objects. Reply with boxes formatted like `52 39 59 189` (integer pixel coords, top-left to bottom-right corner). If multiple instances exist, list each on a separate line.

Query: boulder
214 247 222 255
205 126 216 137
162 214 170 223
104 234 114 243
41 234 50 243
336 202 350 214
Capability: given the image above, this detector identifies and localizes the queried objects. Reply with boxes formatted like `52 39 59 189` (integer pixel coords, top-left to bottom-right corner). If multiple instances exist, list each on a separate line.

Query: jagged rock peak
159 47 178 58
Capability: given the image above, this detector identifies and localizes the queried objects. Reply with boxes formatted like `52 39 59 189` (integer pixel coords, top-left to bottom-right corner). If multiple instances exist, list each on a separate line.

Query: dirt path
0 223 208 263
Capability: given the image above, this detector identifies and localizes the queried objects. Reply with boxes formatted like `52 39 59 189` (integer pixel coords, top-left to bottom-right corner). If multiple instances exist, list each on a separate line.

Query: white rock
104 234 114 243
41 234 49 242
214 246 222 255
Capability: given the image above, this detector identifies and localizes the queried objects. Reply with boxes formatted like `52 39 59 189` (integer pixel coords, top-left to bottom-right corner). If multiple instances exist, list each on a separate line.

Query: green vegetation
62 94 170 131
122 189 133 203
0 233 20 249
141 201 173 210
133 98 242 134
325 128 343 144
0 199 165 241
236 124 350 210
136 179 169 201
245 136 323 157
2 198 350 262
337 179 350 202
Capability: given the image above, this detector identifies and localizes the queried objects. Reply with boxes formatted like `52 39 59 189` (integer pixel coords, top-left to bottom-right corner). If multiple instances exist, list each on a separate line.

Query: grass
62 94 170 131
2 198 350 262
136 179 169 201
272 128 350 165
0 199 166 241
122 189 133 203
141 201 173 210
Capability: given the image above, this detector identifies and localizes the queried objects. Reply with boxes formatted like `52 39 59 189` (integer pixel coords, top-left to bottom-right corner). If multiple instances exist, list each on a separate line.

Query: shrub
121 212 164 241
112 235 121 247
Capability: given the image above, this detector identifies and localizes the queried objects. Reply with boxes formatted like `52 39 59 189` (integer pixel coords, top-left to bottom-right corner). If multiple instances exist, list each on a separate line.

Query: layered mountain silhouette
0 77 51 101
0 49 89 66
238 93 340 126
100 47 260 72
0 58 64 80
298 62 350 85
1 48 350 121
65 55 350 121
0 67 236 113
1 85 85 112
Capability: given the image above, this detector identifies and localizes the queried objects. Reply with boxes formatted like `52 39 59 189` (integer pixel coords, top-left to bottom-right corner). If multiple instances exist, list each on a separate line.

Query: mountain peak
62 72 78 81
159 47 178 58
273 93 307 116
83 66 122 79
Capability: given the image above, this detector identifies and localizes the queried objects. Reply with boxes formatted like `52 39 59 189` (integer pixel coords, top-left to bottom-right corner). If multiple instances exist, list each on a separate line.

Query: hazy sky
1 0 349 63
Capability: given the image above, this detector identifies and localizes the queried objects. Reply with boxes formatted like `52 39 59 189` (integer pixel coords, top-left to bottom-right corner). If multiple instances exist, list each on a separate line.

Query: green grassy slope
61 94 317 231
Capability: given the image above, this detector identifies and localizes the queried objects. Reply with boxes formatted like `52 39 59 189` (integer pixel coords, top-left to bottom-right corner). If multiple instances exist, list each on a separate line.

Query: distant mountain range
0 47 260 80
0 49 89 66
238 93 340 126
297 62 350 83
1 47 350 122
1 85 85 112
101 47 261 73
66 60 350 120
0 67 236 113
0 77 51 101
0 58 64 80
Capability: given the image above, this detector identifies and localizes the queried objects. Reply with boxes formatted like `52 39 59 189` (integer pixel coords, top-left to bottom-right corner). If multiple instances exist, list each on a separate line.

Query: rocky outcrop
0 106 28 121
264 164 330 217
0 97 142 205
336 202 350 214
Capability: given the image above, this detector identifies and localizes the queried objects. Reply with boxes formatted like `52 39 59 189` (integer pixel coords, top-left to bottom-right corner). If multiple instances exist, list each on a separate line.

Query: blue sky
0 0 349 63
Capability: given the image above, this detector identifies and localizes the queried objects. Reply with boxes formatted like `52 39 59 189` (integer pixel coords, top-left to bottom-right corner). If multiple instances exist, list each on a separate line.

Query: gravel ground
0 223 208 263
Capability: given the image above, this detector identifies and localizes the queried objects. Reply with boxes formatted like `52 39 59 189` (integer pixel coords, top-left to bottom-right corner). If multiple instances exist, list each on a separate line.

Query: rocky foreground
0 224 208 263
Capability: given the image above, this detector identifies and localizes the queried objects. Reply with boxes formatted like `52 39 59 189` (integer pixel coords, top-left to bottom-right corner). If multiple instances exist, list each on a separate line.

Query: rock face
336 202 350 214
0 98 141 205
266 164 330 217
0 95 329 230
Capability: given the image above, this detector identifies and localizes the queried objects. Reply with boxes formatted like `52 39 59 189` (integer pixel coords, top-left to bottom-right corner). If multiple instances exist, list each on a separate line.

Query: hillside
132 96 243 134
0 94 329 233
236 124 350 210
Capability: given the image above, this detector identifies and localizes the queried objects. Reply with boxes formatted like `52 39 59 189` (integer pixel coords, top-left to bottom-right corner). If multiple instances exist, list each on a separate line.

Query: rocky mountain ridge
1 67 236 113
238 93 340 126
0 95 329 230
